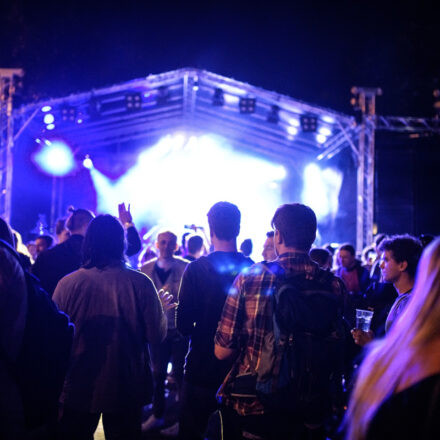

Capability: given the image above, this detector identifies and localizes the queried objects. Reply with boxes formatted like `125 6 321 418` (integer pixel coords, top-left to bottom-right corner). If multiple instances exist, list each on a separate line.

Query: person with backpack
214 203 346 440
176 202 253 440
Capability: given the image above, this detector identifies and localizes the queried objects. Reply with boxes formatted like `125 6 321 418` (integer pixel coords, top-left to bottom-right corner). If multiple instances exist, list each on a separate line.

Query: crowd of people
1 200 439 440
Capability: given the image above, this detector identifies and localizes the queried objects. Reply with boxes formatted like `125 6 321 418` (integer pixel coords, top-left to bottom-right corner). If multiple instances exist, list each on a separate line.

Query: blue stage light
33 141 74 176
46 123 55 131
302 163 342 221
44 113 55 124
83 155 94 169
41 106 52 112
316 133 327 144
318 127 332 137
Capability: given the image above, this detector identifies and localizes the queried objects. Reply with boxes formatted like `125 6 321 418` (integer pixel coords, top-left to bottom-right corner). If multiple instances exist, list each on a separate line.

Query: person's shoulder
172 256 190 266
140 258 157 272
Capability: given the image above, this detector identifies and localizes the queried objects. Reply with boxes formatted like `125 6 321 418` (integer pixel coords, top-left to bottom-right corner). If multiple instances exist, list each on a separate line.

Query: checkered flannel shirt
214 251 345 416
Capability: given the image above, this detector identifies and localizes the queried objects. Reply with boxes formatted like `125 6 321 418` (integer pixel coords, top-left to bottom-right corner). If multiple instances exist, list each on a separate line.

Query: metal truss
0 68 24 223
13 68 439 251
375 115 440 133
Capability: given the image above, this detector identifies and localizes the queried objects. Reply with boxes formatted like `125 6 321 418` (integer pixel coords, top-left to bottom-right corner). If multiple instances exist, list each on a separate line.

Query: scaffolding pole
0 68 24 223
353 87 382 254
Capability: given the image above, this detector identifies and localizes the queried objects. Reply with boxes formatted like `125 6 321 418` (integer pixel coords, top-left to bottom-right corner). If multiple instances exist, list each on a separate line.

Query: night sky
3 0 440 239
2 1 439 117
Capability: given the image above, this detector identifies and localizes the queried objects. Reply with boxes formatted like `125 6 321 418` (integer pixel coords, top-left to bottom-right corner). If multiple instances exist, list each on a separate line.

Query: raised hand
118 203 132 225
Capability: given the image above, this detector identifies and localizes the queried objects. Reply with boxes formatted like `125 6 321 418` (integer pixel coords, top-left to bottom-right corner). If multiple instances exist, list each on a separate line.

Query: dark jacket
176 251 253 388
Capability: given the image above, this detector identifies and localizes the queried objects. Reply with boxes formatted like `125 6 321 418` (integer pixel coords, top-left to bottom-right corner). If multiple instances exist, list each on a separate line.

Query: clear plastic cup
355 309 374 332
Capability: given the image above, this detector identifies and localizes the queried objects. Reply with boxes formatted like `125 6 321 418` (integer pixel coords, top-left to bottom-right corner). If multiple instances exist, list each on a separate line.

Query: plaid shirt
214 251 344 416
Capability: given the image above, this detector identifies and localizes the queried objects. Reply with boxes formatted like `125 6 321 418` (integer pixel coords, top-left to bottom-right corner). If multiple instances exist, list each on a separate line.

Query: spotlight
267 105 280 123
44 113 55 125
33 141 74 176
125 92 142 111
41 105 52 113
300 115 317 132
287 126 298 136
239 97 256 114
83 155 94 170
212 88 224 106
318 127 332 137
316 134 327 144
156 86 170 105
46 124 55 131
61 106 77 122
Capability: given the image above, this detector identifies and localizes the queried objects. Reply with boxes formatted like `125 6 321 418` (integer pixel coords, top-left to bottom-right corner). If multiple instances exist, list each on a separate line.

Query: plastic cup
355 309 374 332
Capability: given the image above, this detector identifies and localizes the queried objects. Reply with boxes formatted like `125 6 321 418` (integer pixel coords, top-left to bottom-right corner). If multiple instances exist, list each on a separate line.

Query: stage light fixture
267 105 280 123
46 124 55 131
41 105 52 113
156 86 170 105
318 127 332 137
322 115 335 124
83 155 94 170
61 106 77 122
316 134 327 144
239 97 256 114
125 92 142 111
44 113 55 125
287 126 298 136
212 88 224 106
300 115 318 132
33 141 74 176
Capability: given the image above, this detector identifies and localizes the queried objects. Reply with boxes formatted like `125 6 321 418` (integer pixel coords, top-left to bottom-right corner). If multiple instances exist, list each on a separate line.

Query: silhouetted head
271 203 316 252
207 201 241 241
82 215 125 269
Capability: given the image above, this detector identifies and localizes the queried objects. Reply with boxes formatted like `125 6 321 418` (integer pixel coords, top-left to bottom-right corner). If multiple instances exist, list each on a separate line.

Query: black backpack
0 239 74 430
244 264 345 424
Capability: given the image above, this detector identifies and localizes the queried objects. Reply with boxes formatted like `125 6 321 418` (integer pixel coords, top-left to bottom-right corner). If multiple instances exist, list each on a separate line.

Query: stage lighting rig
61 106 77 122
125 92 142 111
212 88 224 106
88 97 102 120
156 86 170 105
267 105 280 123
239 97 256 114
300 115 317 132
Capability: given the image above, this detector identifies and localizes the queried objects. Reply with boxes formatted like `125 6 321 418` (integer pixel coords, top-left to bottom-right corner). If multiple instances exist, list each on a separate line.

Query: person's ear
274 229 283 245
174 242 179 252
155 241 159 250
399 260 408 273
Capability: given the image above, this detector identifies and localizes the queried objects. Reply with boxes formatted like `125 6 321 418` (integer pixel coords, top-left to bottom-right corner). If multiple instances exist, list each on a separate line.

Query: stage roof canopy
17 68 357 163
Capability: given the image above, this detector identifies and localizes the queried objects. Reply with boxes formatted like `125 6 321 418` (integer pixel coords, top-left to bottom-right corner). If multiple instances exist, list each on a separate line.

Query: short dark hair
66 207 94 233
271 203 316 251
36 235 54 248
309 247 332 268
339 243 356 256
240 238 253 257
379 234 423 279
207 202 241 241
187 235 204 254
82 215 125 269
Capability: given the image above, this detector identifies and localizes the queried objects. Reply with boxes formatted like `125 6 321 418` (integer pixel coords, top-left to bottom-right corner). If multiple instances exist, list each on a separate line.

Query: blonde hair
345 237 440 440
